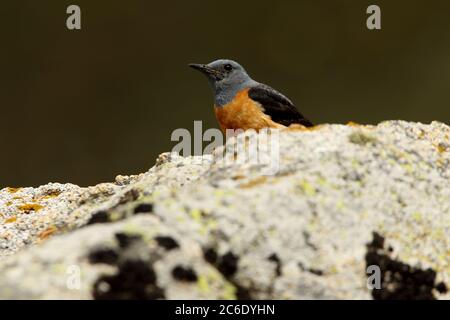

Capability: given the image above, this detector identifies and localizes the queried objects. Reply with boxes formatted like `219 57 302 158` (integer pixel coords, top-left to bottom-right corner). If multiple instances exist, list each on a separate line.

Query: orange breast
214 88 285 132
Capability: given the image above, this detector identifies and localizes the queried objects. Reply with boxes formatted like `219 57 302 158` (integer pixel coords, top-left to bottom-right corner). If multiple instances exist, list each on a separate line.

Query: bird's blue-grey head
189 59 257 107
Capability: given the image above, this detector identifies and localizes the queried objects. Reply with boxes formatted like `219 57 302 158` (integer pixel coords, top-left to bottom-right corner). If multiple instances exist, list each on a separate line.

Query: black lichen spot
308 268 323 276
172 265 198 282
298 262 324 276
236 286 252 300
154 236 179 251
203 249 250 299
371 232 385 249
436 282 448 294
88 247 119 265
218 252 239 277
203 247 218 264
205 250 239 277
365 231 445 300
268 253 282 277
93 260 164 300
115 232 142 249
303 231 318 250
92 233 164 300
134 203 154 214
86 211 109 225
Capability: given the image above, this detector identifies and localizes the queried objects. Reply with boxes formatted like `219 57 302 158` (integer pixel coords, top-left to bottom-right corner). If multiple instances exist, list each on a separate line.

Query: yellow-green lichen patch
298 180 316 196
52 263 70 275
412 212 423 222
335 199 345 211
317 176 328 187
436 143 448 153
348 131 378 145
188 208 219 236
175 215 186 223
199 219 218 236
121 222 155 243
195 271 237 299
418 130 426 139
190 209 204 222
401 163 414 174
197 275 210 294
109 211 123 222
221 281 237 300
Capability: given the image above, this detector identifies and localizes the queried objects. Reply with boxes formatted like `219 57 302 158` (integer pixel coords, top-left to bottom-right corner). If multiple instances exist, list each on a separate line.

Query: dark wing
248 84 313 127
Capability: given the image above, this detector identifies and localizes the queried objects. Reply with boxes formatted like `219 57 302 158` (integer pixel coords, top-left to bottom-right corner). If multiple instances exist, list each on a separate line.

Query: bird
189 59 313 132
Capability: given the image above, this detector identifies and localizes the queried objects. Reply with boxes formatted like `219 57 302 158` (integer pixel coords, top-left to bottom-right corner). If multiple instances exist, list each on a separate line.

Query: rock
0 121 448 299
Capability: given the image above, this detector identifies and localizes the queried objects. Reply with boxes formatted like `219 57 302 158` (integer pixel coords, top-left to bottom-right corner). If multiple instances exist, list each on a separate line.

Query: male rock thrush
189 59 313 132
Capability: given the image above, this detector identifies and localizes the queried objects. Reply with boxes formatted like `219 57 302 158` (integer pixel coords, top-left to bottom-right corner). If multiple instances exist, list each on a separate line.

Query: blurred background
1 0 449 187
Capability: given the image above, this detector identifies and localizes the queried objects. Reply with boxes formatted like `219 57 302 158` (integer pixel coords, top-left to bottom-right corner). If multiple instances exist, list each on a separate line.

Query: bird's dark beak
189 63 217 76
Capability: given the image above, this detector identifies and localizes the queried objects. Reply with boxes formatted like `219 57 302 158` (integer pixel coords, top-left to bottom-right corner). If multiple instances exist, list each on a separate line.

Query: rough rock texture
0 121 449 300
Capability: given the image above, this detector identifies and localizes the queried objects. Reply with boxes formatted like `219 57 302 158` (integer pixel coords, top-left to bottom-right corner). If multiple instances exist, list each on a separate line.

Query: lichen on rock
0 121 448 299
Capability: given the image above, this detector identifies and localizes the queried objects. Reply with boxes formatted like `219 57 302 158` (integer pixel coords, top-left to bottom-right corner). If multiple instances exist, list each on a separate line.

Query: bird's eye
224 64 233 71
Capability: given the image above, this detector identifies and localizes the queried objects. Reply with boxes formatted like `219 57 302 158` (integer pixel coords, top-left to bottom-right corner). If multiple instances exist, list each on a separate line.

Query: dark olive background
1 0 449 188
